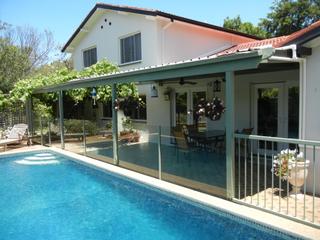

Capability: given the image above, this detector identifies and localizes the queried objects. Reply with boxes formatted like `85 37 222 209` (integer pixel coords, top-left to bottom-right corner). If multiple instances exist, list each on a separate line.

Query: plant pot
288 160 310 198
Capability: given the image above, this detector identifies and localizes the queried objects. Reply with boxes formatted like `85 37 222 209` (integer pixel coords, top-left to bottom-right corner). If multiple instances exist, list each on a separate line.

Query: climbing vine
0 59 139 118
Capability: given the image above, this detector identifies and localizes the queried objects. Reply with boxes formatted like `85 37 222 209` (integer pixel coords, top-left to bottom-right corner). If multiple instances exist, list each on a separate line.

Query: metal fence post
58 91 65 149
112 84 119 165
83 119 87 155
40 117 44 145
225 71 235 199
158 126 162 180
48 121 51 146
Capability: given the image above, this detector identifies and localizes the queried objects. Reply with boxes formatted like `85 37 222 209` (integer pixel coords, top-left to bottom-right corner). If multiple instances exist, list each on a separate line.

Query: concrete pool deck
1 145 320 239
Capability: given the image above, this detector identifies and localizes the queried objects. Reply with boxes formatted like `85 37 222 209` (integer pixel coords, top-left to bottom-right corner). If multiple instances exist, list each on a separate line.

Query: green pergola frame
31 48 275 199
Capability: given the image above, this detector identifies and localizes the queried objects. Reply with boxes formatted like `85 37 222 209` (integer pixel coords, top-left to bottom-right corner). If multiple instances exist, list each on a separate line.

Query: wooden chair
172 127 197 163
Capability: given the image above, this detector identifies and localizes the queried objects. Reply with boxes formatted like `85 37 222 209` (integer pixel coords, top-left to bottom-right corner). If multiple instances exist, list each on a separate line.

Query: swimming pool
0 151 300 240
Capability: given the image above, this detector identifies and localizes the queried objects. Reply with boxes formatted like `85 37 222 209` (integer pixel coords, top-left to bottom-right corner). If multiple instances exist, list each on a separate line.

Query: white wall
235 70 299 132
160 20 251 63
305 45 320 141
304 44 320 194
72 10 161 71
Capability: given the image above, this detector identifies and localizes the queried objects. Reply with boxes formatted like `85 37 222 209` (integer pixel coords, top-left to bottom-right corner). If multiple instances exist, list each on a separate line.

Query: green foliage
63 119 97 136
122 117 133 132
3 59 138 119
0 90 10 110
0 38 30 92
223 16 268 38
259 0 320 37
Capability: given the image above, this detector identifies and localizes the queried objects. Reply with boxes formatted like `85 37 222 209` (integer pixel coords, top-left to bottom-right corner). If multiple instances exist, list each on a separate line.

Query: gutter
269 44 307 140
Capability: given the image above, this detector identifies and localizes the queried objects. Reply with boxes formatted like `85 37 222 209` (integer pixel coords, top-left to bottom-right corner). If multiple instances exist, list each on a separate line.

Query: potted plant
272 149 310 197
120 117 140 143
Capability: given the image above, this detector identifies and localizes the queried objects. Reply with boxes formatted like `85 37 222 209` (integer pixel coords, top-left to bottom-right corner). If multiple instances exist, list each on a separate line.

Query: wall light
213 80 221 92
150 85 158 98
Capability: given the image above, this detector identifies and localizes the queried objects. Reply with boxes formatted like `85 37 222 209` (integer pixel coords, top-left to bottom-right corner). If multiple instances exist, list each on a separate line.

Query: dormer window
120 33 141 64
83 47 97 67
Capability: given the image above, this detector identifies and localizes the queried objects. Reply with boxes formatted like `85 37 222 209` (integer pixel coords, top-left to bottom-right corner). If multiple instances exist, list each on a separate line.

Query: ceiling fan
179 77 197 85
159 77 197 86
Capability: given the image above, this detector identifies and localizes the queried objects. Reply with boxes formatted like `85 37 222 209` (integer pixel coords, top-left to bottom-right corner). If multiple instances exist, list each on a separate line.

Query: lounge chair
0 124 28 151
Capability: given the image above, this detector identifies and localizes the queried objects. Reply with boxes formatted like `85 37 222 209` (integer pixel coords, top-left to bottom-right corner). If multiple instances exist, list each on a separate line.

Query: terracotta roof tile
216 20 320 57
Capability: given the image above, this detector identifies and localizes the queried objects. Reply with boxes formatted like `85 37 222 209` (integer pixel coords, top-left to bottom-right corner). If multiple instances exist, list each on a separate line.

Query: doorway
253 82 299 151
174 88 206 128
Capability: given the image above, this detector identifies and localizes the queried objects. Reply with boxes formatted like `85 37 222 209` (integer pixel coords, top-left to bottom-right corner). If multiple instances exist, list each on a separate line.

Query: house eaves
35 48 274 94
61 3 262 52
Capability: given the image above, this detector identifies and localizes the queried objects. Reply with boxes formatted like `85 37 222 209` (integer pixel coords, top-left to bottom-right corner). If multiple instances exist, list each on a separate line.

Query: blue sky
1 0 274 47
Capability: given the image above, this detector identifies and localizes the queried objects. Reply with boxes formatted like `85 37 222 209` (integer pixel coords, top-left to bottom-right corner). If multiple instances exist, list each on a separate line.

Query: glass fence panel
160 125 227 198
63 118 86 154
47 119 61 148
234 134 320 227
118 123 159 178
29 117 41 145
85 118 114 164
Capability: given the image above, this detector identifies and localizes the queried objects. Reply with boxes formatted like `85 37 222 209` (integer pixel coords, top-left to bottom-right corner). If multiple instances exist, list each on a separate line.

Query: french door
174 88 206 127
253 82 299 152
253 83 286 151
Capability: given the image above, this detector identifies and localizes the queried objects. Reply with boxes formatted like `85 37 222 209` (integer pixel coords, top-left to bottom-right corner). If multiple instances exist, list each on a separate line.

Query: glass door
175 91 188 127
191 90 206 129
254 83 285 151
174 89 206 128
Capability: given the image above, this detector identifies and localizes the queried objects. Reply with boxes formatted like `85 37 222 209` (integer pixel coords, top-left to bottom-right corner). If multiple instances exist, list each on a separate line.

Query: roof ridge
62 2 262 52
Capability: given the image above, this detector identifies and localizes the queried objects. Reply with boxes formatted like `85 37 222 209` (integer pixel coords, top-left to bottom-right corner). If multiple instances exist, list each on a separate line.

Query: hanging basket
194 97 225 121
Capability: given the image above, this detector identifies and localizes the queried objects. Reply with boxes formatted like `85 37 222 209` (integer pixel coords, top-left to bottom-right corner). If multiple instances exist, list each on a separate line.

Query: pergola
30 48 275 199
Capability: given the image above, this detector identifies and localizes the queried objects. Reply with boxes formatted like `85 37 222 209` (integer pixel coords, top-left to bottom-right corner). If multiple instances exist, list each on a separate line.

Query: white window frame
119 32 142 66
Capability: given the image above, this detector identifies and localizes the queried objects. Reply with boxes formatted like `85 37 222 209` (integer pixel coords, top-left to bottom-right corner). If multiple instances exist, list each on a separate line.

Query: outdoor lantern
213 79 221 92
150 85 158 98
91 87 98 108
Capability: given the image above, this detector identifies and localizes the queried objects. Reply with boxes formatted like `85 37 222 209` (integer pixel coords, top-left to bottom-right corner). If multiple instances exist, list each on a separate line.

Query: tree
0 21 56 93
0 38 30 92
223 16 268 38
259 0 320 37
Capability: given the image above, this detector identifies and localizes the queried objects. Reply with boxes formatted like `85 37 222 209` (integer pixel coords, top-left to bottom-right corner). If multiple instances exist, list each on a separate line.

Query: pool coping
1 146 319 239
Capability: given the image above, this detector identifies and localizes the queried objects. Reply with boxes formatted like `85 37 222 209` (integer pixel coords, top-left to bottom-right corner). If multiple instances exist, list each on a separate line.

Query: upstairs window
120 33 141 64
83 47 97 67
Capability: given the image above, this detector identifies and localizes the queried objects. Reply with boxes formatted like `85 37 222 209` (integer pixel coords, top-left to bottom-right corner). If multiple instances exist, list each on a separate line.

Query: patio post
58 90 65 149
112 83 119 165
225 71 235 199
26 97 33 138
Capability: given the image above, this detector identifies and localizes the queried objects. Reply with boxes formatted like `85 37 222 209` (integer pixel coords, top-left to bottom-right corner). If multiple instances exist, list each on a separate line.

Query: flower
272 149 304 180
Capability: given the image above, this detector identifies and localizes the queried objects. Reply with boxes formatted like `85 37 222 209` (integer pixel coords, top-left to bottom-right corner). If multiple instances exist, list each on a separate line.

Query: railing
234 133 320 228
33 121 320 228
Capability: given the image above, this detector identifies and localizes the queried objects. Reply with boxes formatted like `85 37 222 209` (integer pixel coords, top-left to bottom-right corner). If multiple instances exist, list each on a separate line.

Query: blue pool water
0 151 298 240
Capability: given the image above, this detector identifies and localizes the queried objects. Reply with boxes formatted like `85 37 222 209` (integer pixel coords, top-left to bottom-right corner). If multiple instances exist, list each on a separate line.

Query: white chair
0 124 28 151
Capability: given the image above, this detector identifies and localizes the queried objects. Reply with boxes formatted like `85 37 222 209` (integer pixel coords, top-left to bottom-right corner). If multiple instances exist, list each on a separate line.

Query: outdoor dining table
188 129 225 150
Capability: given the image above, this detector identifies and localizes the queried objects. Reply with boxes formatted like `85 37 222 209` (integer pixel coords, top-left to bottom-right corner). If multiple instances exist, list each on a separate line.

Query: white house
62 3 259 130
31 3 320 225
60 3 320 195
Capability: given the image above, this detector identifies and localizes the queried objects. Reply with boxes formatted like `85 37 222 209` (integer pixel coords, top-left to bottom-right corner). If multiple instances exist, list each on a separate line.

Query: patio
26 47 320 228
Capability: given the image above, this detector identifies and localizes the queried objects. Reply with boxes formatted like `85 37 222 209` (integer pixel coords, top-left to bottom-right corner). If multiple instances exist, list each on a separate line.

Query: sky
1 0 274 48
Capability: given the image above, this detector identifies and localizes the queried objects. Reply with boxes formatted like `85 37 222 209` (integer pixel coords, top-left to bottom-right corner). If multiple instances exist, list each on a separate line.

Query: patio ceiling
34 48 275 94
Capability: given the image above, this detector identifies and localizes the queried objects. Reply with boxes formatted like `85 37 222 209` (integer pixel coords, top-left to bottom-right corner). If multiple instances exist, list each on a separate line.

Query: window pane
83 48 97 67
120 33 141 64
103 101 112 118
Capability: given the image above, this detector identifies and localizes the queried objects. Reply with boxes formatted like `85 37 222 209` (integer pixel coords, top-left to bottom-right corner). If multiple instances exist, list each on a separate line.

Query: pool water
0 151 298 240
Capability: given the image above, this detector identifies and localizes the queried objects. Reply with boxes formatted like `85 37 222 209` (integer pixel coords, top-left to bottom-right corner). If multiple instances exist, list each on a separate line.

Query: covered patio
29 47 320 227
